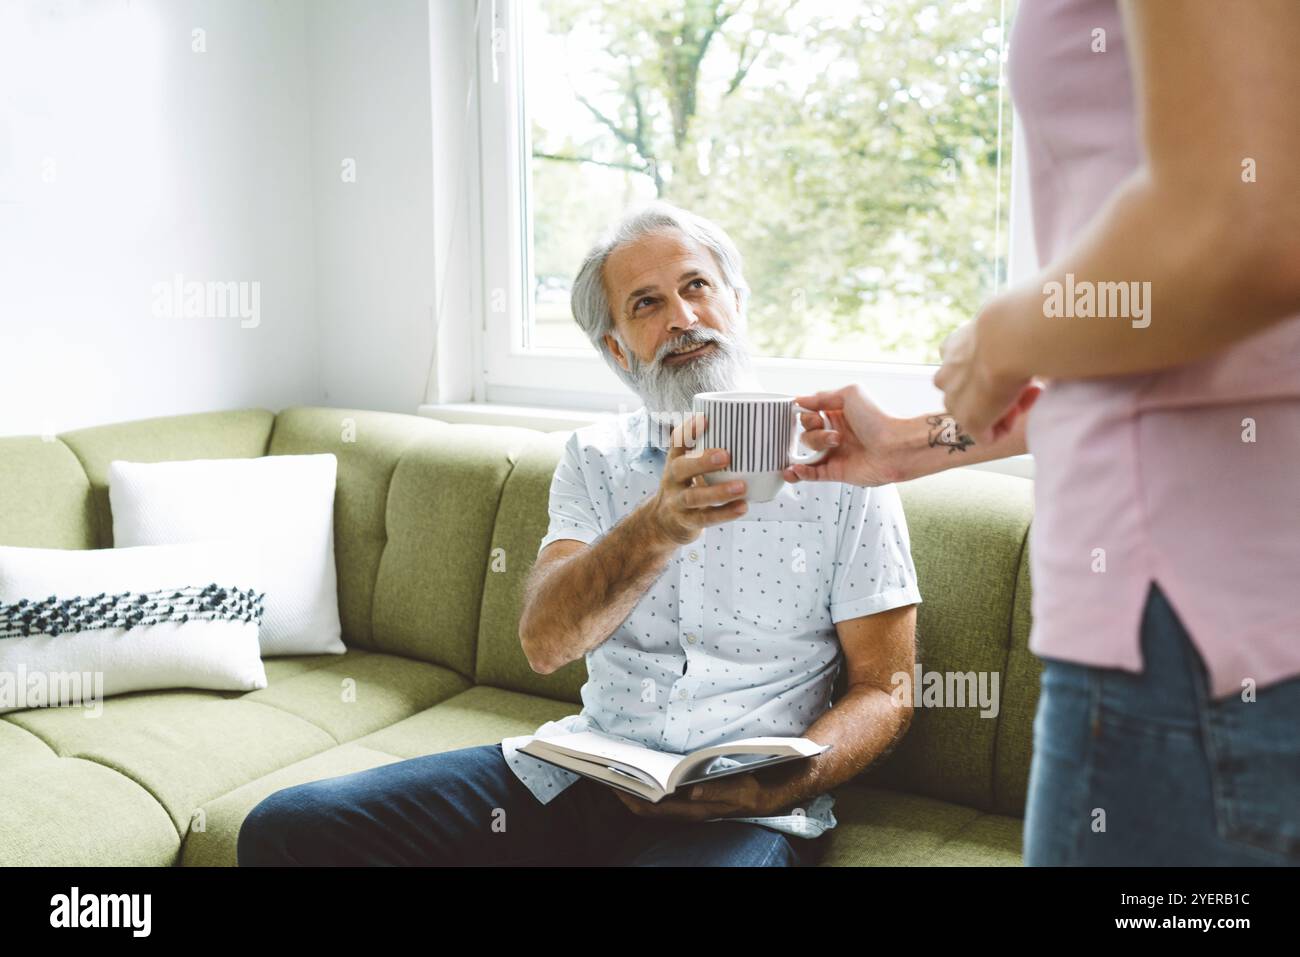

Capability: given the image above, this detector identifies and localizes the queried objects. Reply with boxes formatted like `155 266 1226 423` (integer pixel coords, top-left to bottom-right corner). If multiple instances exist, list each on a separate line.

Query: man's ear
604 332 630 372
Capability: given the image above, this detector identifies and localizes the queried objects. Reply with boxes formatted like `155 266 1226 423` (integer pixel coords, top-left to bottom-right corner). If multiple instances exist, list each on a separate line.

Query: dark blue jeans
1024 583 1300 865
237 742 828 866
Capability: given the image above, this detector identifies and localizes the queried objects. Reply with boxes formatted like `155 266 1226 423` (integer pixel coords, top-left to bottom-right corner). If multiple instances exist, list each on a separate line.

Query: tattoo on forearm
926 415 975 454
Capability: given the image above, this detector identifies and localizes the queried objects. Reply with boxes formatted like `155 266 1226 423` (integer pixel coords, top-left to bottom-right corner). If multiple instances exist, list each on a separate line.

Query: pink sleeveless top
1009 0 1300 698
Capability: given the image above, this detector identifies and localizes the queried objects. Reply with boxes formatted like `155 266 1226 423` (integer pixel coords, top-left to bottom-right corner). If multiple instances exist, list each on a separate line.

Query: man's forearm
885 408 1028 483
520 499 680 674
756 684 912 811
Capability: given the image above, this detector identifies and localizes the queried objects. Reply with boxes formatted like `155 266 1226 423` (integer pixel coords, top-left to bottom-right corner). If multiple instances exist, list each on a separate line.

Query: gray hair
570 202 751 387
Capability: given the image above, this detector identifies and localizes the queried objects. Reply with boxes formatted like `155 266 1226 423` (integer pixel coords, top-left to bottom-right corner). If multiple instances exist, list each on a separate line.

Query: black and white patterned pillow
1 583 265 638
0 540 268 714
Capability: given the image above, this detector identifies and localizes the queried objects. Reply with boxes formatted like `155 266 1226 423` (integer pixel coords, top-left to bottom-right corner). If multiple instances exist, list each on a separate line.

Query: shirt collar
622 406 669 474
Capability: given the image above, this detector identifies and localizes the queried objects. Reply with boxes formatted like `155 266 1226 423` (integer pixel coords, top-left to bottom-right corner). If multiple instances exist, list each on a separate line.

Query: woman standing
787 0 1300 864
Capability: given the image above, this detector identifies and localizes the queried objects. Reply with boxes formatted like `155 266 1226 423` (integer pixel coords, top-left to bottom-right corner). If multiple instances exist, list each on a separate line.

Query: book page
537 731 684 790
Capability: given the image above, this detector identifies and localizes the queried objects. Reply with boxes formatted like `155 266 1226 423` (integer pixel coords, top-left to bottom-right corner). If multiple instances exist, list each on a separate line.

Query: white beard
626 330 759 414
615 326 762 450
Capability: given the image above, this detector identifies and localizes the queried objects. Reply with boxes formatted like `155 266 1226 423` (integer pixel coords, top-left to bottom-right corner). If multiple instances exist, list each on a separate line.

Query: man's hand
648 413 750 546
610 773 785 821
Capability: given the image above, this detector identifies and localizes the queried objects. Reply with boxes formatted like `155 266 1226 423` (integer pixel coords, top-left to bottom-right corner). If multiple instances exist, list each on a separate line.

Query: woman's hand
783 375 1040 488
781 385 909 487
933 311 1041 438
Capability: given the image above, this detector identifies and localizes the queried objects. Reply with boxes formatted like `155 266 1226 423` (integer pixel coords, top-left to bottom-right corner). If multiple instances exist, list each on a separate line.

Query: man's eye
689 278 708 289
635 297 656 310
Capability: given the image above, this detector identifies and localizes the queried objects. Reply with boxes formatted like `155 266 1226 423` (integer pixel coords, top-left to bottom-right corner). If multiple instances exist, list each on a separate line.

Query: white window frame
469 0 1035 421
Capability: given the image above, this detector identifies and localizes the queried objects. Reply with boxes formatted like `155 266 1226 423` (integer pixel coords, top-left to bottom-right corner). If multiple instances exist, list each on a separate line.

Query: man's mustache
653 329 726 366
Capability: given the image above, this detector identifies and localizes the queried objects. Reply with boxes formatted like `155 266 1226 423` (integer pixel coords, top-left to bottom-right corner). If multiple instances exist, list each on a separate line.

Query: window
477 0 1026 413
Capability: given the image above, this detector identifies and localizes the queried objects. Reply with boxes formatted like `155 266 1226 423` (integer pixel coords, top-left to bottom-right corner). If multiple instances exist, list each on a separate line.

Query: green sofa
0 405 1039 866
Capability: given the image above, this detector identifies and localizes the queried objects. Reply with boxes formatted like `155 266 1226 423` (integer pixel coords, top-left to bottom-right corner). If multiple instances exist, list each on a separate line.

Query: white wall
0 0 321 437
0 0 460 437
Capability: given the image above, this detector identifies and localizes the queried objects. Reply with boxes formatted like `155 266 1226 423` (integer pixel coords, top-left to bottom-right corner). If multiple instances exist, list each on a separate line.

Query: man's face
601 228 752 416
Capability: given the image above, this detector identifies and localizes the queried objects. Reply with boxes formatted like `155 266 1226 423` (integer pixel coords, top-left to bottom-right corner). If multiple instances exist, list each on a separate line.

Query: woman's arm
783 383 1036 487
938 0 1300 431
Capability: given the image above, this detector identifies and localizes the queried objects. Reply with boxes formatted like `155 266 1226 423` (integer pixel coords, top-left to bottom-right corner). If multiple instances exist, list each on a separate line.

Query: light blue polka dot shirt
503 405 922 840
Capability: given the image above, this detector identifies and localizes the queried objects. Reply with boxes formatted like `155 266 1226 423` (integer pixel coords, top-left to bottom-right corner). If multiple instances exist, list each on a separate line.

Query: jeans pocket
1202 678 1300 862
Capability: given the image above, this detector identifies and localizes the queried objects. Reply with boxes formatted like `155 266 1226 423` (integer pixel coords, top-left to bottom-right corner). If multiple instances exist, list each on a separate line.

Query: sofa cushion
476 430 590 701
267 407 540 676
181 742 405 866
357 684 579 755
0 648 468 855
57 409 275 548
371 425 543 676
996 540 1043 816
851 468 1033 815
0 436 98 549
5 691 336 839
267 407 445 652
182 684 574 865
245 649 471 742
821 785 1022 866
0 720 179 866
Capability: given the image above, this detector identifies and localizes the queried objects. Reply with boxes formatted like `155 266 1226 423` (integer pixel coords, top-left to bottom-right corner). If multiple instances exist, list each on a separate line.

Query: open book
518 730 831 803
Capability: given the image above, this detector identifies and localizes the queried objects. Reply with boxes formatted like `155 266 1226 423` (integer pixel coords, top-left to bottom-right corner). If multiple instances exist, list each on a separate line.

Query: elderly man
237 202 919 868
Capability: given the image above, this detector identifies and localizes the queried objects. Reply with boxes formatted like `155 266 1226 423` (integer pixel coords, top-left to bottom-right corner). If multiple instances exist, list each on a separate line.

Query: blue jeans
237 742 827 866
1024 583 1300 865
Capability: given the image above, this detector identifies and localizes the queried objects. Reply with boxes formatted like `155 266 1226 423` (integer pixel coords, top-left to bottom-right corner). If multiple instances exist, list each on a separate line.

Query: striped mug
689 391 830 502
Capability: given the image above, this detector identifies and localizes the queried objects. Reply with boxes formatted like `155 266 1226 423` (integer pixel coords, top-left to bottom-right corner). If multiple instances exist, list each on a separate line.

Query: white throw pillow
108 454 345 656
0 540 268 714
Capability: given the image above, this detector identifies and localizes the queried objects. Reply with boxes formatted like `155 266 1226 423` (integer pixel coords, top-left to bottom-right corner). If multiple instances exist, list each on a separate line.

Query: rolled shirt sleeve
537 431 605 555
828 482 922 624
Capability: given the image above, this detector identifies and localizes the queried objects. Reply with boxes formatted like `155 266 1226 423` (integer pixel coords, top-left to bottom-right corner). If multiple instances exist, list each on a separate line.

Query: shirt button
688 549 700 562
685 633 697 644
677 689 688 700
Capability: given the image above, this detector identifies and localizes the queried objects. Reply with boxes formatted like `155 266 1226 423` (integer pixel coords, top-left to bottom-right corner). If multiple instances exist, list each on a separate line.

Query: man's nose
665 294 699 332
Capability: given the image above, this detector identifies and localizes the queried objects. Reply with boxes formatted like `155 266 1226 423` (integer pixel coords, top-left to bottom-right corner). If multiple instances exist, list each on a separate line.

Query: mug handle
790 403 831 466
